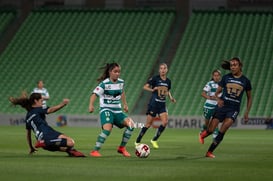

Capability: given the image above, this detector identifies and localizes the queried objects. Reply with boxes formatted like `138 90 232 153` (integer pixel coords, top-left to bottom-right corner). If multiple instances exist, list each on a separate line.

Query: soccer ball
135 143 150 158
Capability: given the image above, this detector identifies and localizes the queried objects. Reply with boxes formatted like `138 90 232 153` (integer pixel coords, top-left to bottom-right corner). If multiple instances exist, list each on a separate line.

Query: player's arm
215 86 224 107
201 91 210 99
143 83 156 92
121 91 128 112
26 129 36 154
244 90 252 122
47 99 69 114
168 91 176 103
201 91 217 100
89 93 97 113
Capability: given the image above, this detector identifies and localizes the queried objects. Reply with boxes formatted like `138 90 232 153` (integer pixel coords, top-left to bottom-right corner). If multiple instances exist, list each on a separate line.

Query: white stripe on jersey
92 78 124 110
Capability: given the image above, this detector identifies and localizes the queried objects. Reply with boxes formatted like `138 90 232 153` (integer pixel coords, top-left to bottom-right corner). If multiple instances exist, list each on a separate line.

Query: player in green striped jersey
89 63 134 157
200 69 221 139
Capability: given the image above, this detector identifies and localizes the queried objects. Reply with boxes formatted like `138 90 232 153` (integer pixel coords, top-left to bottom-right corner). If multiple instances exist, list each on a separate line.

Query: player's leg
206 117 233 158
41 133 85 157
135 114 154 145
58 134 85 157
150 112 168 149
201 107 210 133
90 110 113 157
35 130 70 149
199 117 219 144
117 117 134 157
136 105 156 145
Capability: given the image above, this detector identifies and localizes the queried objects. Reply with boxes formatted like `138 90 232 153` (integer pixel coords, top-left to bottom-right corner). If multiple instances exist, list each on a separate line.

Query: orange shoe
117 146 131 157
35 140 45 148
67 149 86 157
90 150 102 157
205 151 215 158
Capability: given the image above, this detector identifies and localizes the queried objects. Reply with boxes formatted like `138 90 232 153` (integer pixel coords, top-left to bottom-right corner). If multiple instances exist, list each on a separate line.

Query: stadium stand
0 9 175 115
0 9 16 39
167 10 273 117
0 9 272 118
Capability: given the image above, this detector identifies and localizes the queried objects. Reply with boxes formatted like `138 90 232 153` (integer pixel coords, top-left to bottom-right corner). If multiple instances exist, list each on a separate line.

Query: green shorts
100 110 128 128
203 107 215 120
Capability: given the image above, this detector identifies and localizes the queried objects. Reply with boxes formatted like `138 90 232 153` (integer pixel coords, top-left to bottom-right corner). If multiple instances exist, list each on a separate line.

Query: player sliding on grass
89 62 134 157
199 57 252 158
9 92 85 157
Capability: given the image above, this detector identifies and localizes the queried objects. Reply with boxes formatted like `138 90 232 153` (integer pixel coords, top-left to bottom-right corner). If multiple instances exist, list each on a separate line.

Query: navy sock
152 125 166 141
208 131 225 152
136 127 148 143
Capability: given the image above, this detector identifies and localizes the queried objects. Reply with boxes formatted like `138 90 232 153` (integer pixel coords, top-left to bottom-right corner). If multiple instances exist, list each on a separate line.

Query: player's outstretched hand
29 147 37 155
62 99 70 105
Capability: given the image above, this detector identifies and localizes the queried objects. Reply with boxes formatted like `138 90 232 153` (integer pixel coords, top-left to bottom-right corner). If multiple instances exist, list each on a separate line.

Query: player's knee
66 138 75 147
126 118 134 130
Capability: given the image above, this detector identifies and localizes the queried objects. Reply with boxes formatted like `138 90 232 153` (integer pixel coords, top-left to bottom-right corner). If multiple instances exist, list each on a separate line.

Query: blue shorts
42 127 63 151
146 103 167 117
213 106 239 122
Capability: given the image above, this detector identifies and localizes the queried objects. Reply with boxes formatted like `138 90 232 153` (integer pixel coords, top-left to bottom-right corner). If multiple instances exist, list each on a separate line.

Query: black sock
152 125 166 141
136 127 148 143
208 131 225 152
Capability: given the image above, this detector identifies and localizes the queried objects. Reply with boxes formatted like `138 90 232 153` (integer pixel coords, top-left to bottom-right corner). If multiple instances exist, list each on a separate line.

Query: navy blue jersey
147 75 171 106
219 73 252 110
25 107 58 140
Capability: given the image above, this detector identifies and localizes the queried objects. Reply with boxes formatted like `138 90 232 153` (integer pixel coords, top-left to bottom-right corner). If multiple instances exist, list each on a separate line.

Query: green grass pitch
0 126 272 181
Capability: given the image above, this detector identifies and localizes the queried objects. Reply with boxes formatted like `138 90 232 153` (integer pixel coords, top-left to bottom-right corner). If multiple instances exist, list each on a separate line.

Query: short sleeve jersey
203 80 218 109
93 78 124 113
25 107 50 140
148 75 171 106
219 73 252 109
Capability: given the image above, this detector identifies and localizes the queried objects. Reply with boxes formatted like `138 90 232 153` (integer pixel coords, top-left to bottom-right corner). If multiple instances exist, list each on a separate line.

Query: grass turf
0 126 272 181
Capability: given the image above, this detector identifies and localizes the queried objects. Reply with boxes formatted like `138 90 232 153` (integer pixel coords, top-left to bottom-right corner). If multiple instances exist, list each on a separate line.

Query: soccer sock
94 129 111 151
208 131 225 152
120 127 134 147
201 124 207 132
136 127 148 143
152 125 166 141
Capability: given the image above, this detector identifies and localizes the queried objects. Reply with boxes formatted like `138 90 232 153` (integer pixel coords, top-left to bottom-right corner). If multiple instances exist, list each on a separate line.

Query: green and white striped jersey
93 78 124 113
32 87 49 108
203 80 219 109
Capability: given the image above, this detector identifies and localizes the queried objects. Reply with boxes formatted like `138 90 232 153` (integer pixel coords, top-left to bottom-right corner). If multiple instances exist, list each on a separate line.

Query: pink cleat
205 151 215 158
90 150 102 157
117 146 131 157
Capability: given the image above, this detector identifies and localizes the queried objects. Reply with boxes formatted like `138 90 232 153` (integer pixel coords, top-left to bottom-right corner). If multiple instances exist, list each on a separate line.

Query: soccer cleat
150 140 159 149
35 140 45 148
67 149 86 157
205 151 215 158
134 142 140 147
199 133 204 144
90 150 102 157
117 146 131 157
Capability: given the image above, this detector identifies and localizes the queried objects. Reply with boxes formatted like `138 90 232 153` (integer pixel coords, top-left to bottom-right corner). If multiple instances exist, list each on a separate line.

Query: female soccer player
135 63 176 149
9 92 85 157
89 62 134 157
32 80 50 108
199 57 252 158
200 69 221 139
